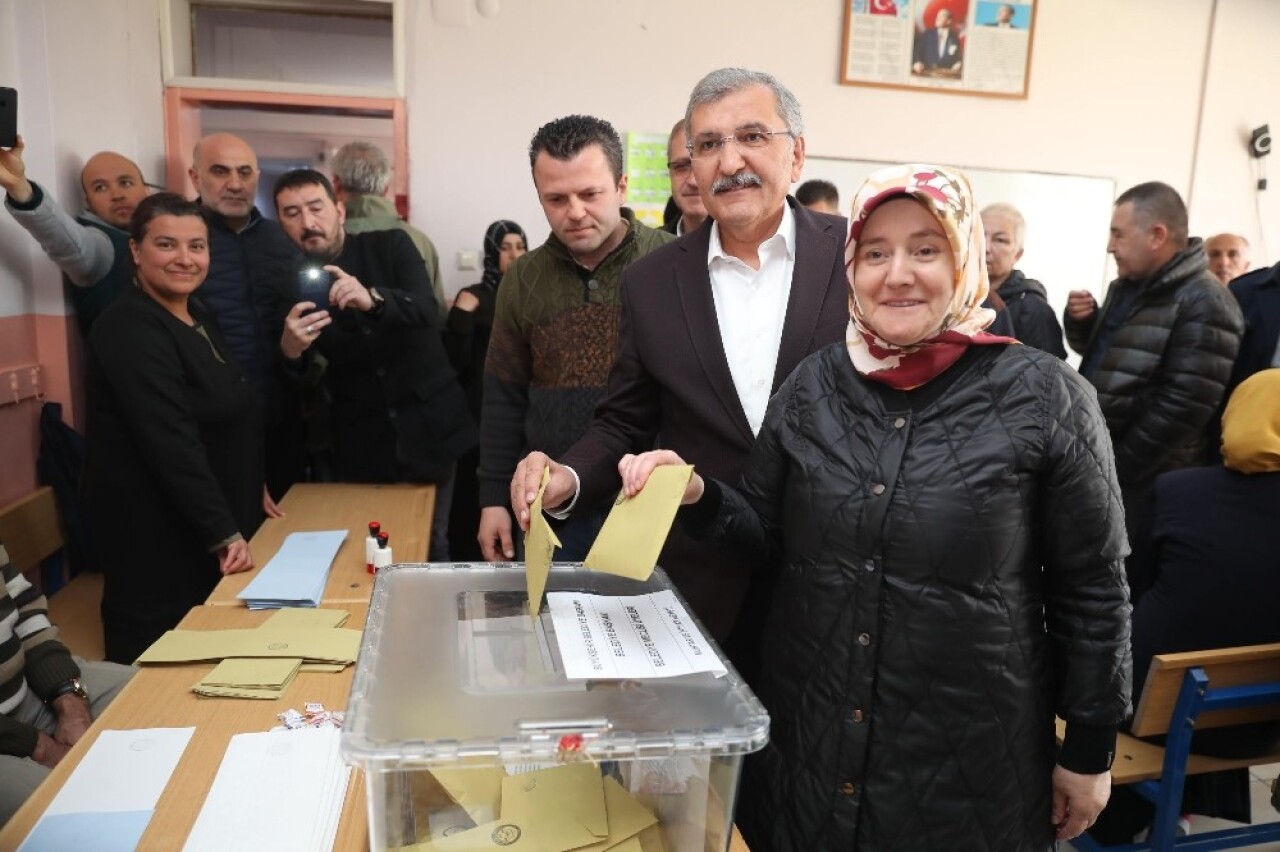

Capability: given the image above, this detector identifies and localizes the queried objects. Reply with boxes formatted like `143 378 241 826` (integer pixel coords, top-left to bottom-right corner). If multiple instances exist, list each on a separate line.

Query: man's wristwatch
367 287 386 316
46 678 89 705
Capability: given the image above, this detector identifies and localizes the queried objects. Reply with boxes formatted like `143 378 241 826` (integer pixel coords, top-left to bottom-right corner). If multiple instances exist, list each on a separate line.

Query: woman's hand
217 538 254 576
281 302 332 360
262 485 284 519
618 450 704 504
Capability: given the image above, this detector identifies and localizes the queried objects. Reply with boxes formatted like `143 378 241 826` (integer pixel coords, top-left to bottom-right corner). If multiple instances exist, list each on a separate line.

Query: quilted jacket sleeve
1040 365 1133 734
1110 284 1243 484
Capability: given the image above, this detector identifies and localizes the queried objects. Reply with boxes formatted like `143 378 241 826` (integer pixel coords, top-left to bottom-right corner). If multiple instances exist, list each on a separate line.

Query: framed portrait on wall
840 0 1036 99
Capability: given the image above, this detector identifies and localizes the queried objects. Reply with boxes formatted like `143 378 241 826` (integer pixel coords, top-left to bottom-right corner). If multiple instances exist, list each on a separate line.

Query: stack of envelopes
134 608 357 700
404 763 662 851
236 529 348 609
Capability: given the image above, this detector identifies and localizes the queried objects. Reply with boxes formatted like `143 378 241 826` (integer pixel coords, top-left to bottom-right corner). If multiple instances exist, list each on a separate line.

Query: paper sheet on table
500 763 608 850
430 767 504 825
261 607 349 629
583 465 692 581
20 727 194 852
136 627 361 664
183 727 350 852
523 467 561 619
236 530 348 608
547 590 728 680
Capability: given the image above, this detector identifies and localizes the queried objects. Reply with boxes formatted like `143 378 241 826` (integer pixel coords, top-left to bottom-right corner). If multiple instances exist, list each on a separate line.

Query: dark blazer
560 199 851 646
915 27 962 69
1226 262 1280 394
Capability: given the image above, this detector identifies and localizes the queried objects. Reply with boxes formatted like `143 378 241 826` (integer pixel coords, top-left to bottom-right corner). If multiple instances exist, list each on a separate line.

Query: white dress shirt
707 203 797 436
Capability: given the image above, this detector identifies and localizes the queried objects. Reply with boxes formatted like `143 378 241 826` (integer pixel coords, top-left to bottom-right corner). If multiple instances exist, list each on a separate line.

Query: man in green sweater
477 115 673 562
0 544 135 822
331 140 446 321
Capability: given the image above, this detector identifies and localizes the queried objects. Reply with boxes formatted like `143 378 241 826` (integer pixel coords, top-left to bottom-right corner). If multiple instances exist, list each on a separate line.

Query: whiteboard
796 157 1117 363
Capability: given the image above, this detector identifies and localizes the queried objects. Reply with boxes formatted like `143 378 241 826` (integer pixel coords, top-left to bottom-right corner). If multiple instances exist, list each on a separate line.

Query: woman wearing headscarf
446 220 527 561
1090 368 1280 842
86 193 263 663
620 165 1132 850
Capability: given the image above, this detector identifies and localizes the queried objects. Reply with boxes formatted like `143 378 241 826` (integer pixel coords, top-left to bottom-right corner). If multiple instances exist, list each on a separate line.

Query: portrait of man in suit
912 8 964 77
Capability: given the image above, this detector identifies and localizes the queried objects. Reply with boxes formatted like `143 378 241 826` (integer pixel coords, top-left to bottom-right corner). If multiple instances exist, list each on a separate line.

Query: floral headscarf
1221 368 1280 474
845 164 1014 389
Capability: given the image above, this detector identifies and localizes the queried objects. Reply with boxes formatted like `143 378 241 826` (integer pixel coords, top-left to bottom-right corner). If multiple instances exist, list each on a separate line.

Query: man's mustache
301 229 326 241
711 173 763 194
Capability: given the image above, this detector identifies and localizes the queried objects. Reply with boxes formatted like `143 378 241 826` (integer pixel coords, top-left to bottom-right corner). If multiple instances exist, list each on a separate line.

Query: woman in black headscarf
446 219 526 561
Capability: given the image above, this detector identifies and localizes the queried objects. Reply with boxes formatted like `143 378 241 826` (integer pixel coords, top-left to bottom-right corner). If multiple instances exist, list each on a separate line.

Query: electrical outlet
457 250 479 271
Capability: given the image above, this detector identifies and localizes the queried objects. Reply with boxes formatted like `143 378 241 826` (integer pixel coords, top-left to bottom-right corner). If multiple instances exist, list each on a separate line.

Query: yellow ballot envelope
419 818 540 850
500 763 608 850
583 465 693 581
431 766 505 826
524 467 562 618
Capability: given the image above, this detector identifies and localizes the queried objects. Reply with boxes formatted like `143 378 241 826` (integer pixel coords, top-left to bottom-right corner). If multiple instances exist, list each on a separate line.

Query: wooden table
206 482 434 606
0 604 370 851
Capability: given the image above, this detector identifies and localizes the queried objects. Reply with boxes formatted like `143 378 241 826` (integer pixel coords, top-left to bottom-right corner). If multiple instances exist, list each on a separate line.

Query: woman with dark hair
86 193 263 663
619 165 1132 850
446 220 526 561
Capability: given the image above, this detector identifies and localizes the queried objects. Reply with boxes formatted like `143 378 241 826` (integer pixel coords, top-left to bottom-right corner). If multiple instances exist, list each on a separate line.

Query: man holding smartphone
275 168 474 561
1 135 148 333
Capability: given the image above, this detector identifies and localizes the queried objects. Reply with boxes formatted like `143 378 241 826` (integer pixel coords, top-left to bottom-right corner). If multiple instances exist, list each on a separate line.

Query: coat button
840 782 857 796
376 367 386 377
852 708 864 723
871 483 885 496
893 417 906 429
857 632 871 646
362 327 373 336
863 559 875 572
387 409 397 419
587 278 600 291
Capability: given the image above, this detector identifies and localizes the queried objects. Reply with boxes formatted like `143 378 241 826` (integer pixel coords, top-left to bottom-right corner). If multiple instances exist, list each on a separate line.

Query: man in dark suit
510 67 850 677
913 8 963 74
1226 261 1280 390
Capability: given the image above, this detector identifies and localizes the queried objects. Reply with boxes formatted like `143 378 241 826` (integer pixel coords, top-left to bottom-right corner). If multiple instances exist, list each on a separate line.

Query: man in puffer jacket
981 203 1067 357
1064 181 1242 602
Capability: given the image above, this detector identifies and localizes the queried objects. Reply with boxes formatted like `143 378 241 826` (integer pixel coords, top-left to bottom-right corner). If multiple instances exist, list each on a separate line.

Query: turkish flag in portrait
916 0 969 29
868 0 898 13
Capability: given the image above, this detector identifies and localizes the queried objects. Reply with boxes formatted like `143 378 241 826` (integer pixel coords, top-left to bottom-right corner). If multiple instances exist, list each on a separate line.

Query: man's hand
453 290 480 313
1051 764 1111 842
510 452 576 533
478 506 515 561
1066 289 1098 321
51 692 93 748
31 730 71 769
0 134 34 204
217 538 253 576
263 485 284 519
618 450 704 503
325 265 375 312
281 301 332 360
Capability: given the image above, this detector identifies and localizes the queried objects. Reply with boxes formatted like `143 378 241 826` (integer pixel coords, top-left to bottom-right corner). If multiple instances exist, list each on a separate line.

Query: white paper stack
184 727 350 852
237 530 347 609
20 728 195 852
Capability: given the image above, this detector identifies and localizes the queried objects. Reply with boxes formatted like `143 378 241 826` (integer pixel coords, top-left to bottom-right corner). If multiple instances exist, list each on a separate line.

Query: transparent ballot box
341 563 769 851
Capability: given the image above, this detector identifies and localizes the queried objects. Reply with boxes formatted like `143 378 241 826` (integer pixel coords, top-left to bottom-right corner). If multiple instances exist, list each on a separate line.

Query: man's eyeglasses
667 158 693 175
687 128 794 159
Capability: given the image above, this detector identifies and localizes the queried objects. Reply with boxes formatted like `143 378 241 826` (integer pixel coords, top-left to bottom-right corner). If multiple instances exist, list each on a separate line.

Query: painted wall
0 0 1275 507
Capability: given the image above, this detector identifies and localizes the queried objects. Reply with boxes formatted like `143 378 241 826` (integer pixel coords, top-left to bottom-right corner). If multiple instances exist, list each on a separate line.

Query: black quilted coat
706 343 1132 851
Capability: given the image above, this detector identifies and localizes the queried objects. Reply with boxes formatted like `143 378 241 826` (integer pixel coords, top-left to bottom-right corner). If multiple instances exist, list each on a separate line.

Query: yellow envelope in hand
419 818 539 851
500 763 608 851
584 465 693 581
524 467 562 618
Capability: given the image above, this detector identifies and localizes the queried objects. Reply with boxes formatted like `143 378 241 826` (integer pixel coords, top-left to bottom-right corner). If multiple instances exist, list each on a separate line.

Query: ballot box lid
340 563 769 768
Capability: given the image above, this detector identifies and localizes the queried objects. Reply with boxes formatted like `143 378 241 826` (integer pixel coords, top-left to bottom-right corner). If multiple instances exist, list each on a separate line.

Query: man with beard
275 169 474 561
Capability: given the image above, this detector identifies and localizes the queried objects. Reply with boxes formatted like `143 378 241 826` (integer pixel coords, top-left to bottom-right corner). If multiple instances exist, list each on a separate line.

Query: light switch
457 250 479 270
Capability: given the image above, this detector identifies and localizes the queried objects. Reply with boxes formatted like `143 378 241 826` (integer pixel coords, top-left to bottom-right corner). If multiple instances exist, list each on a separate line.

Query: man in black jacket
275 169 475 561
1063 181 1242 601
190 133 301 505
981 202 1067 358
